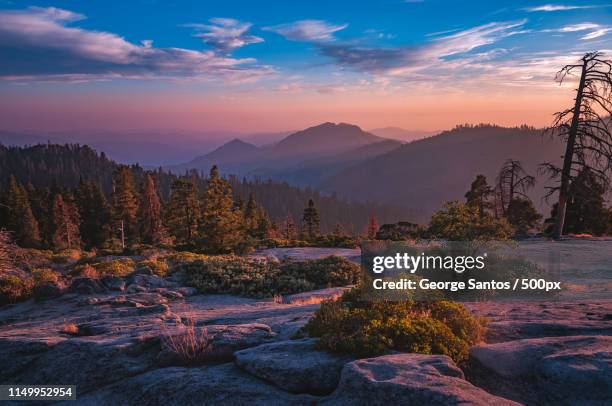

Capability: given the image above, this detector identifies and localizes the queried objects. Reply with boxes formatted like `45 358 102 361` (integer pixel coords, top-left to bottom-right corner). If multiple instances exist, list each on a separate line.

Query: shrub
137 259 169 277
60 322 79 336
71 263 100 279
182 255 360 298
31 268 61 284
303 285 486 363
0 275 33 305
92 258 135 277
51 250 81 264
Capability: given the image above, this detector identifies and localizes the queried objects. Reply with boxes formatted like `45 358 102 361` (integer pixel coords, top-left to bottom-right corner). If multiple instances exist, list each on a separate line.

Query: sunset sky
1 1 611 134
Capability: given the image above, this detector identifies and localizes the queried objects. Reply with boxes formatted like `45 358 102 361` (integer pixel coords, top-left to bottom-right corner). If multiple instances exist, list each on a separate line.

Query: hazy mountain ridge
322 124 565 215
167 122 395 181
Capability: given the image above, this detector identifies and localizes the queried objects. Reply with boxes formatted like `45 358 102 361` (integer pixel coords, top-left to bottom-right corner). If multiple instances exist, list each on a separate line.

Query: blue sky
0 1 611 132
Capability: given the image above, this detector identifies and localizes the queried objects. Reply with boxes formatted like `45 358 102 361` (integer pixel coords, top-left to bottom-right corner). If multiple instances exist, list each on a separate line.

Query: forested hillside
0 143 415 236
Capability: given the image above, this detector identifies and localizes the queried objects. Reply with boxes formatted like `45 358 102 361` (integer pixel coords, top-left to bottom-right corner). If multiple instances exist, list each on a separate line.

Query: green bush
137 259 169 277
92 258 135 277
181 255 359 298
303 285 486 363
0 275 33 305
31 268 61 284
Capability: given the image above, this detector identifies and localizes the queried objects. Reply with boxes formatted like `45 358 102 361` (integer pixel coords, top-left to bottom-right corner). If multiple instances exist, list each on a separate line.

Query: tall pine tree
51 193 81 250
166 178 200 246
301 199 320 241
138 174 167 245
198 166 242 253
7 176 41 247
111 167 139 249
75 180 111 249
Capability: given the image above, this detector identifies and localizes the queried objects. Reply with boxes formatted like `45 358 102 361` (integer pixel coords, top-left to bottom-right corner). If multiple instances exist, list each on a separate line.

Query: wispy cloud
0 7 272 82
542 22 612 40
524 4 600 12
314 20 528 75
186 18 263 52
264 20 348 42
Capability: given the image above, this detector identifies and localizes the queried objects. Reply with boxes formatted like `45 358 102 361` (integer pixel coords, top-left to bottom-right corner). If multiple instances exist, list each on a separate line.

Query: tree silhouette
495 159 535 217
543 52 612 239
301 199 320 241
52 193 81 250
465 175 493 219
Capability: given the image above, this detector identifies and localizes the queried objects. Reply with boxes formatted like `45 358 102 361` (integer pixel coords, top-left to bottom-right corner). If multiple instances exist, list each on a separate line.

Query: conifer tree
52 193 81 250
301 199 320 241
112 167 139 249
465 175 493 218
198 166 242 253
166 178 200 246
243 193 259 235
280 213 297 240
254 207 272 239
138 174 167 244
75 180 111 249
7 176 41 247
26 183 51 247
366 214 379 239
333 223 345 237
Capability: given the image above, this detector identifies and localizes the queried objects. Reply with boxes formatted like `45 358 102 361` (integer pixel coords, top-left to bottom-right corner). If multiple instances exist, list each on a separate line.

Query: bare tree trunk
120 219 125 250
553 59 588 240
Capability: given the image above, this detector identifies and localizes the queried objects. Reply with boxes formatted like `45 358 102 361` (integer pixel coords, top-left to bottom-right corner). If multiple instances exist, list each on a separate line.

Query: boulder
207 323 276 361
101 276 126 292
132 274 166 289
33 281 64 300
75 363 318 405
176 286 198 297
235 338 351 395
322 354 519 405
67 278 106 295
469 335 612 405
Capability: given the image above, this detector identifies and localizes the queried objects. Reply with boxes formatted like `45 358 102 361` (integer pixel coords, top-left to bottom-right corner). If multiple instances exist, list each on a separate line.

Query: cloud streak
264 20 348 42
524 4 600 12
542 22 612 40
187 18 263 51
0 7 272 82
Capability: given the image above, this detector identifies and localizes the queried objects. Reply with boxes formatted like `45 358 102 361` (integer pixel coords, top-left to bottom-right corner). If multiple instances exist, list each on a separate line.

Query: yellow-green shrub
182 255 359 298
137 259 169 277
93 258 135 277
0 275 33 305
31 268 61 284
303 285 486 363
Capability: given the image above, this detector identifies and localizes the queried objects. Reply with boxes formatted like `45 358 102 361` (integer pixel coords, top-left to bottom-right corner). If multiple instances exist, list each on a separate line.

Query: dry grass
287 293 343 305
161 317 211 365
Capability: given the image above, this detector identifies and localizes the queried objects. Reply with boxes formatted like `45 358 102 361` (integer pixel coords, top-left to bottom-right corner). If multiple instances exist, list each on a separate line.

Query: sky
0 0 611 134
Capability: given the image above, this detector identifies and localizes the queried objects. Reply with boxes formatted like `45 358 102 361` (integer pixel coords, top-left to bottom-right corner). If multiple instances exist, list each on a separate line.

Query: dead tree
495 159 536 217
543 52 612 240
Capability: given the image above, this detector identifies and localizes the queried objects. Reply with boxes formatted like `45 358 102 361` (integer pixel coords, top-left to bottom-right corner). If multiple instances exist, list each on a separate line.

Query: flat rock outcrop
469 335 612 405
235 338 351 395
322 353 520 405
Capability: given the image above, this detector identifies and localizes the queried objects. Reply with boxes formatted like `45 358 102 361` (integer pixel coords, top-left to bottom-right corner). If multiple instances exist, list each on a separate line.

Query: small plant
60 321 79 336
303 285 486 363
72 263 100 279
161 318 211 366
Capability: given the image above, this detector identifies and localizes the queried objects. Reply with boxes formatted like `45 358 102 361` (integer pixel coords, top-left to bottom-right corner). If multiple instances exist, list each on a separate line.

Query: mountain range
2 122 566 218
169 123 564 217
